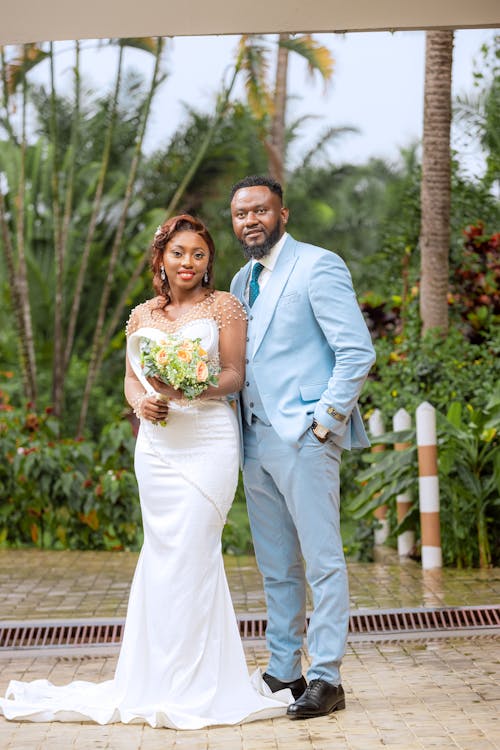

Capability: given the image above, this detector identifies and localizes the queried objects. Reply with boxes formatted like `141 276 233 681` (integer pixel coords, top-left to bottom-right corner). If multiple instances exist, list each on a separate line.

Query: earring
203 271 209 284
160 265 166 282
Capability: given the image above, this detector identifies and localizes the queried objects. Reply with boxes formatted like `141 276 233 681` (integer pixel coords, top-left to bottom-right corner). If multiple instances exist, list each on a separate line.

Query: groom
230 175 375 719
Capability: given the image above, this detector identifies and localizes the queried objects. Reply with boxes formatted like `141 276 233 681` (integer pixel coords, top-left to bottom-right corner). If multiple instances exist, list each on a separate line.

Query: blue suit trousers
243 418 349 686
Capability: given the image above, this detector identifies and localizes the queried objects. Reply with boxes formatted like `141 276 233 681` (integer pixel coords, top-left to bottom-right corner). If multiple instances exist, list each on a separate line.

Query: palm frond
279 35 334 84
117 37 163 55
236 35 273 120
5 44 49 94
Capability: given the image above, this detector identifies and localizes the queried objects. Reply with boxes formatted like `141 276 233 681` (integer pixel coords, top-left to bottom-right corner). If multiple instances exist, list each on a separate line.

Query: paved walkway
2 549 499 620
0 550 499 750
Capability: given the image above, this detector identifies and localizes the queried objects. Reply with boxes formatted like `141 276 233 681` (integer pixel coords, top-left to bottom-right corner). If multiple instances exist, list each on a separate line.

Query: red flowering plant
450 222 500 342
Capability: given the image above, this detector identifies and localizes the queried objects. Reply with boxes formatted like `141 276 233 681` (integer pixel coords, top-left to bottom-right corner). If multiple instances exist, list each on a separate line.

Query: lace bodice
124 291 247 418
126 292 247 337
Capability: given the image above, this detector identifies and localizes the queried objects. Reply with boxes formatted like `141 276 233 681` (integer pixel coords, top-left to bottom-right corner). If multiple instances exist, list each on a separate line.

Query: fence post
369 409 389 546
393 408 415 558
416 402 442 569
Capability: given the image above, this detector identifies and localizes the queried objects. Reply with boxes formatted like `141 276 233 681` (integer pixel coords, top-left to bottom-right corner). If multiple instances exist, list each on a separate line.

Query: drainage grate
0 606 498 650
348 605 500 635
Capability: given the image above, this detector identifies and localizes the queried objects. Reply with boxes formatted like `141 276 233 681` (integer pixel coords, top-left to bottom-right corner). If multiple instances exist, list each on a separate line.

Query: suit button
245 358 249 364
249 315 253 321
245 381 249 387
249 402 254 408
246 337 249 342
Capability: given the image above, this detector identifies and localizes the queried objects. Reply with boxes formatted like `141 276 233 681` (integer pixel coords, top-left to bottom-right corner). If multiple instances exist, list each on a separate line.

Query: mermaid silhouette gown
0 292 290 729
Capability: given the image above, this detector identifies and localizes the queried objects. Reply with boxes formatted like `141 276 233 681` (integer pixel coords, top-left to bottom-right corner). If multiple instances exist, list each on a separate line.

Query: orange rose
196 361 209 382
177 348 192 363
197 346 207 358
156 349 169 366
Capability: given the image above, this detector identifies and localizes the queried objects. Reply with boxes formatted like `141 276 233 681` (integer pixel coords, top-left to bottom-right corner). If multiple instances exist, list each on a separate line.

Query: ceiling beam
1 0 499 46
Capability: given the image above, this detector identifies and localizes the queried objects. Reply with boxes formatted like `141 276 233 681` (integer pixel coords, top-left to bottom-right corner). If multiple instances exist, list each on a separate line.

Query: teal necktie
249 262 264 307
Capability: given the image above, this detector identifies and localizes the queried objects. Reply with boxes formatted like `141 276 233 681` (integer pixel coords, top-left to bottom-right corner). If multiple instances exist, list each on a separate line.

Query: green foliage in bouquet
140 336 219 399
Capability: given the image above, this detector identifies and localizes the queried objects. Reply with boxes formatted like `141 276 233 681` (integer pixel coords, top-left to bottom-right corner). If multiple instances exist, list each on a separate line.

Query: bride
0 214 291 729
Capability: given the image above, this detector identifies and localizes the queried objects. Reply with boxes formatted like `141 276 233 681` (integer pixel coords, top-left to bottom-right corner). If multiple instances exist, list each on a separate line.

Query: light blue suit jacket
230 234 376 449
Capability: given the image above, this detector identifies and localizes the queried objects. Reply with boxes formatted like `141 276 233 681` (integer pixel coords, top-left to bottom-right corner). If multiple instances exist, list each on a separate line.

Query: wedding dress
0 292 291 729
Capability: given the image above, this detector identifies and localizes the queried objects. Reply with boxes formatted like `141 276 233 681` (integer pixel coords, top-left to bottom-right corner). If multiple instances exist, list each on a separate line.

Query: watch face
313 425 329 439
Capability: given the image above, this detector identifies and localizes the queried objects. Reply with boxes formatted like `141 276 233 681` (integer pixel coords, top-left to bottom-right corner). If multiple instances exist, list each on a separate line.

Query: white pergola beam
1 0 499 45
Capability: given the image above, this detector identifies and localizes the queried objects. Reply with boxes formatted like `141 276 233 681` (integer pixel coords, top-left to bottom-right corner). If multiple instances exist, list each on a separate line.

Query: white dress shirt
245 232 289 302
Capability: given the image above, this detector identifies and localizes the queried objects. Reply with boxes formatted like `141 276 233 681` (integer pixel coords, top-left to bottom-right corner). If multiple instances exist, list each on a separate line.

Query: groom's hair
230 175 283 203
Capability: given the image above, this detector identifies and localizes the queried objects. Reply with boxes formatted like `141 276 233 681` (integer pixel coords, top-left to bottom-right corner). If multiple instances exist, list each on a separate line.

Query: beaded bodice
124 290 247 414
125 291 247 338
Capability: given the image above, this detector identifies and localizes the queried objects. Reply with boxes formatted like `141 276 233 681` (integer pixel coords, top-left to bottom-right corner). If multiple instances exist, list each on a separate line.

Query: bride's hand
146 377 184 401
140 394 170 424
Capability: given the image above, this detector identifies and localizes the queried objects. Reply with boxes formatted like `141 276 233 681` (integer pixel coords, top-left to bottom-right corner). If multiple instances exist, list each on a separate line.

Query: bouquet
140 335 219 400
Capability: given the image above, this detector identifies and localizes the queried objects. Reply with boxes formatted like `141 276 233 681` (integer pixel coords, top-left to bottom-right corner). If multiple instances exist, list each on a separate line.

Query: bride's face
163 230 210 295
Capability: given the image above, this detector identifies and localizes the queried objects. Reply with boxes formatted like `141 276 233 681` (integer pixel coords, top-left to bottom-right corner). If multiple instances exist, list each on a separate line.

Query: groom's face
231 186 289 260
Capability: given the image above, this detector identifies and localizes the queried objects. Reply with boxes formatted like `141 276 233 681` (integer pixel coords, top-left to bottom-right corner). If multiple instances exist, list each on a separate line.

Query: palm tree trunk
60 41 80 275
63 43 124 376
419 31 454 335
0 190 32 395
50 42 65 417
0 47 17 143
77 38 164 435
266 34 289 184
16 49 37 402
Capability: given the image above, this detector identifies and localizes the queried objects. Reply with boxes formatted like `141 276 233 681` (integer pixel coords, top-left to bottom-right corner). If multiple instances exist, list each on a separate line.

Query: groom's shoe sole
262 672 307 701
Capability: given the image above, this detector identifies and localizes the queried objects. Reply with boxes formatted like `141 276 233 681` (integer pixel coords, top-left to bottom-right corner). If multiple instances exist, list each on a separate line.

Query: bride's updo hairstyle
151 214 216 305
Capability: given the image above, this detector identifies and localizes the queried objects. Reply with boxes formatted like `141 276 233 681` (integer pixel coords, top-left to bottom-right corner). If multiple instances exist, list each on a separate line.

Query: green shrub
0 386 142 550
346 392 500 567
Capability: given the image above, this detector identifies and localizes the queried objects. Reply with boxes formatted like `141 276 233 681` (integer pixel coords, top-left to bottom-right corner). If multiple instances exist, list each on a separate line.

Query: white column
416 402 442 569
369 409 389 546
393 408 415 558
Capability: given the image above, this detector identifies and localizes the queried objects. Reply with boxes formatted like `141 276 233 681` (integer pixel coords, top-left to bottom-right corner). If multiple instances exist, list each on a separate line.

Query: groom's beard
238 222 283 260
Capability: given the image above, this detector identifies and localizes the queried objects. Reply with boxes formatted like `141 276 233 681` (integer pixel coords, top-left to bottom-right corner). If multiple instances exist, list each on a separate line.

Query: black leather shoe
262 672 307 701
286 679 345 719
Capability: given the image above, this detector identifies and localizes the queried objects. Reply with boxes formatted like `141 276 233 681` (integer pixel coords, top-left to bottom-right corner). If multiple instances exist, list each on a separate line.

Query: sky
29 28 499 178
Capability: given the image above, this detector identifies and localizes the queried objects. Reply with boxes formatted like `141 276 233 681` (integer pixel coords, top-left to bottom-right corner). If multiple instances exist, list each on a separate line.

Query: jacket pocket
299 382 327 402
278 291 300 307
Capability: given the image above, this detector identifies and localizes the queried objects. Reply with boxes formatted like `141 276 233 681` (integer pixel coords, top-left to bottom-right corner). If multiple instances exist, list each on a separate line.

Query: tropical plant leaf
279 35 334 84
5 44 49 94
117 38 162 55
236 35 273 121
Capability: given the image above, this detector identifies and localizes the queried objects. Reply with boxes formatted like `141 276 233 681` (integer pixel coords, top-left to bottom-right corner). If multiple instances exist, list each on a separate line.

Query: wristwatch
312 419 330 443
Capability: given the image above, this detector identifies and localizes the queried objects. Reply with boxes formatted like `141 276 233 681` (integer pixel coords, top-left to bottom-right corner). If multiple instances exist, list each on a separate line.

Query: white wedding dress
0 294 291 729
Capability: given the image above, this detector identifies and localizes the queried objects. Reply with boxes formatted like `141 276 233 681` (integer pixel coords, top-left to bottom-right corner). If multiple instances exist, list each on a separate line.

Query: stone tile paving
0 550 499 748
0 637 498 749
1 550 500 621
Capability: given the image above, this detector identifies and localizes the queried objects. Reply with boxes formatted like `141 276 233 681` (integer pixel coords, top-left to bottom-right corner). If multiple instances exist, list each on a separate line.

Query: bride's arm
124 353 170 423
200 293 247 399
124 302 171 422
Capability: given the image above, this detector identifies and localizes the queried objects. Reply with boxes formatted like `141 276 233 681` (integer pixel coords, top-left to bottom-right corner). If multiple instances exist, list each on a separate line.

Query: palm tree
419 30 454 335
237 34 334 185
454 35 500 194
0 43 49 403
77 37 165 434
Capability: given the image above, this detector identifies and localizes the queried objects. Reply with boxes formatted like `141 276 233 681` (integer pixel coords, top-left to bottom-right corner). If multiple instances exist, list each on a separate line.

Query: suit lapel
232 263 252 309
252 236 298 355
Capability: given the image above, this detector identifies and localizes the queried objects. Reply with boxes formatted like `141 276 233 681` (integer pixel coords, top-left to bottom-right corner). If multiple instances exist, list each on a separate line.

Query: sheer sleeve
202 292 247 398
124 306 148 415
